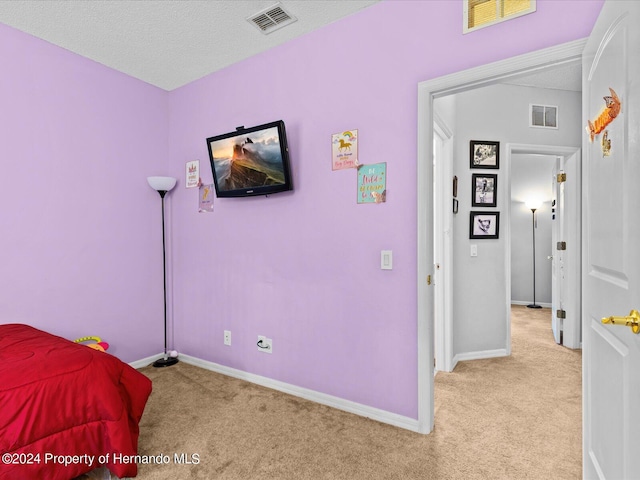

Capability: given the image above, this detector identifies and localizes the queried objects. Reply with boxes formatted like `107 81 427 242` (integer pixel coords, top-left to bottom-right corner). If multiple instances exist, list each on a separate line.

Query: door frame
417 39 586 434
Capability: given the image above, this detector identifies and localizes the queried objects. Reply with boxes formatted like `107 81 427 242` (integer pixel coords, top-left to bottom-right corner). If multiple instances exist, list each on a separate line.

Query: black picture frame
453 175 458 197
470 140 499 169
471 173 497 207
469 211 500 239
453 198 459 214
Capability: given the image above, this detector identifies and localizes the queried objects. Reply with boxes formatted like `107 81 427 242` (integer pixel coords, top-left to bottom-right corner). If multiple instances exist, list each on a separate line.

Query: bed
0 324 152 480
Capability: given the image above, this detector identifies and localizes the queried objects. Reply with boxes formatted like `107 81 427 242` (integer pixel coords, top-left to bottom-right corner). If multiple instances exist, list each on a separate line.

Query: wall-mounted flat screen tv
206 120 293 198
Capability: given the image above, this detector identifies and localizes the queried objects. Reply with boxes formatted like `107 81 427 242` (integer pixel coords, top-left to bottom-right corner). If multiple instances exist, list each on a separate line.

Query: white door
583 1 640 478
552 150 581 349
551 159 562 344
433 111 454 373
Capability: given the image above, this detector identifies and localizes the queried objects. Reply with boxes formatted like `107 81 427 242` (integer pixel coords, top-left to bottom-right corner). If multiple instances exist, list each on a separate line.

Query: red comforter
0 324 152 480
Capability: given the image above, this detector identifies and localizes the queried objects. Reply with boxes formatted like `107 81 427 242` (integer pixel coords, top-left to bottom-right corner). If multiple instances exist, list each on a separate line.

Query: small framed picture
470 140 499 169
453 175 458 197
471 173 497 207
470 211 500 239
453 198 459 214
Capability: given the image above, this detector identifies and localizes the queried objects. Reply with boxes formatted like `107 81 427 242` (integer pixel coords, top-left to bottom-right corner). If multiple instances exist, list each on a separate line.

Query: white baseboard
167 354 421 433
511 300 552 308
453 348 508 365
129 353 164 369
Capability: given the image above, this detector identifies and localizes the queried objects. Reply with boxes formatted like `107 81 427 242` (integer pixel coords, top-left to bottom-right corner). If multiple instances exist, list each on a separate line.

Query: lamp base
527 304 542 309
153 356 179 368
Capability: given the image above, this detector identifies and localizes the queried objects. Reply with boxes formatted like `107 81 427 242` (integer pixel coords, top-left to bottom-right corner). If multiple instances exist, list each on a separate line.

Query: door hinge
557 241 567 250
557 309 566 319
427 275 432 285
557 172 567 183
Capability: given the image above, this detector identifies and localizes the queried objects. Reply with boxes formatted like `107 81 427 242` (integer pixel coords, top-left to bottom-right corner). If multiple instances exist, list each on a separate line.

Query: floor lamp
525 199 542 309
147 176 179 367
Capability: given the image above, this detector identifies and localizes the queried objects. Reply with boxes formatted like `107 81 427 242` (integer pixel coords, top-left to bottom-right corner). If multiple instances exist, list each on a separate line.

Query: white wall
451 83 581 358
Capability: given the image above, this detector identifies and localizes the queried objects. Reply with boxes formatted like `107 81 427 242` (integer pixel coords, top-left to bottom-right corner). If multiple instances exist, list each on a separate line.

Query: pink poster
331 130 358 170
199 183 214 212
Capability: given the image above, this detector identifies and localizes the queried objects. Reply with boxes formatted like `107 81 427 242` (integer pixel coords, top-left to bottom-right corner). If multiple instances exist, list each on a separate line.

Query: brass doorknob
601 310 640 334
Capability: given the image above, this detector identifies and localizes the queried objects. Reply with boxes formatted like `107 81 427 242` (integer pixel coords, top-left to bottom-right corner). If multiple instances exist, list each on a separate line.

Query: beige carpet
114 305 581 479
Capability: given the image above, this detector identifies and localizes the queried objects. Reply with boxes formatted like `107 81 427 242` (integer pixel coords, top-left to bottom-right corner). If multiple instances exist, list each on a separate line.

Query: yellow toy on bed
74 335 110 352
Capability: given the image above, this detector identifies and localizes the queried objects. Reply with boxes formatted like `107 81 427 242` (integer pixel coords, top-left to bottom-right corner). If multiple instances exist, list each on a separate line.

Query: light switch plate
381 250 393 270
470 245 478 257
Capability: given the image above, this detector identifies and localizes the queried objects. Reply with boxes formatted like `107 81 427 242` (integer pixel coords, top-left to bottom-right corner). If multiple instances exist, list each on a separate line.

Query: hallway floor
433 305 582 479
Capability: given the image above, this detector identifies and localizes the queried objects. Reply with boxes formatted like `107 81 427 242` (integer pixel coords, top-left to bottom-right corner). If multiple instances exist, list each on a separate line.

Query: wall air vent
530 104 558 129
247 2 297 34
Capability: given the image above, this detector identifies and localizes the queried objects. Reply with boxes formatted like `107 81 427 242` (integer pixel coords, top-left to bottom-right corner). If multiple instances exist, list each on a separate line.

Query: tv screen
206 120 293 198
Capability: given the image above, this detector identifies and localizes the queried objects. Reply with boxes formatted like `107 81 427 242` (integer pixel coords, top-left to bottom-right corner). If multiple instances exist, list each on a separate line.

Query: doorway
510 152 555 311
416 39 586 434
431 94 582 373
508 144 581 349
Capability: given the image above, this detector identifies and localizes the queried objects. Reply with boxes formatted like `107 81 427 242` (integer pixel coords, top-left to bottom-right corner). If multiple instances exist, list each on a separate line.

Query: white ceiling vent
247 2 297 34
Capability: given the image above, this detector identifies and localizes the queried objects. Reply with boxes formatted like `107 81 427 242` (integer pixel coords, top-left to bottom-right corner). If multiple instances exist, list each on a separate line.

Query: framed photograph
453 198 459 214
470 140 499 169
471 173 497 207
453 175 458 197
470 211 500 239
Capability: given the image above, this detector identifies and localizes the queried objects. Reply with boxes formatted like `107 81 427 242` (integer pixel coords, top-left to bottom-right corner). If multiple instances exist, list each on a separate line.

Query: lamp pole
147 176 179 367
527 207 542 309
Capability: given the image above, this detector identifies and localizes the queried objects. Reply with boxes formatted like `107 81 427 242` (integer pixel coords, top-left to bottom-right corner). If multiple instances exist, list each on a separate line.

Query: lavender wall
0 24 170 362
0 0 603 419
167 0 603 419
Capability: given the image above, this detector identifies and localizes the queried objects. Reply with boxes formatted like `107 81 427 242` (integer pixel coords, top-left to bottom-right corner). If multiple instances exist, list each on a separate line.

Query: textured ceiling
0 0 380 91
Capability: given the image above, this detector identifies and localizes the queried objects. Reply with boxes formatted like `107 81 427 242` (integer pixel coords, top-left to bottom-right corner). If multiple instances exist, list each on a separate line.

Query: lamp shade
525 198 542 210
147 176 177 192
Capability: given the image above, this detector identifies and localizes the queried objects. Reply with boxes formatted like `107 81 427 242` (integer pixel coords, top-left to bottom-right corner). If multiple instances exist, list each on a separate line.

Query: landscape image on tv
209 126 286 191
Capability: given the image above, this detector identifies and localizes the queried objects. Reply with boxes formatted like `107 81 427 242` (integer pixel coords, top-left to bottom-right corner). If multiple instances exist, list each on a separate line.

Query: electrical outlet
257 335 272 354
224 330 231 346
